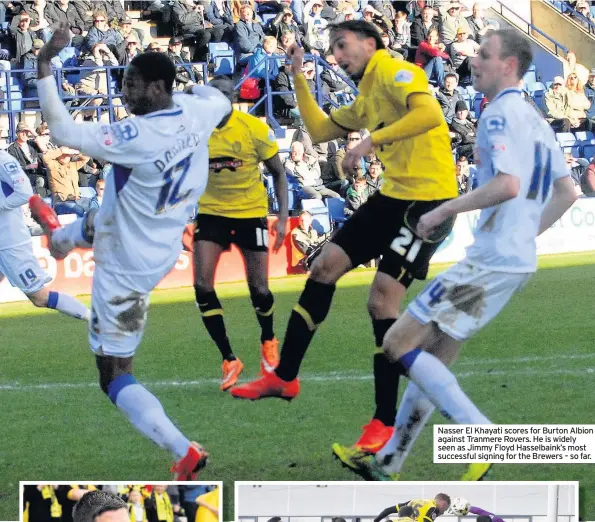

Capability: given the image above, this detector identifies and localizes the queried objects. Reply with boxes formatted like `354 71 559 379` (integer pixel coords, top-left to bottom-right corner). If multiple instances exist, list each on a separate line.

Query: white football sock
408 351 491 424
377 382 435 473
52 215 93 252
114 382 191 458
47 291 90 321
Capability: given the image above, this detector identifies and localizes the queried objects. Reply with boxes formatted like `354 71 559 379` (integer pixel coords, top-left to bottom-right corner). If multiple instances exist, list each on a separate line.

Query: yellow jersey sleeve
329 101 361 132
250 119 279 161
381 62 431 108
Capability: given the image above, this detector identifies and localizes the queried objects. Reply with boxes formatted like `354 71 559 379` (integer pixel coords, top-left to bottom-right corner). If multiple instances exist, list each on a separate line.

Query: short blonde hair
263 36 278 48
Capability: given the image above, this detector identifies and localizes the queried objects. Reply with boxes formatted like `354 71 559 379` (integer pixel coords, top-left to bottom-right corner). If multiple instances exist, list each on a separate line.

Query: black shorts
194 214 269 252
332 192 454 281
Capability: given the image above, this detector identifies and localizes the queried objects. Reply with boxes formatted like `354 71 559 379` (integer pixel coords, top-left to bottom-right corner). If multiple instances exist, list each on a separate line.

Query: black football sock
249 287 275 344
275 278 336 382
194 286 235 361
372 318 401 426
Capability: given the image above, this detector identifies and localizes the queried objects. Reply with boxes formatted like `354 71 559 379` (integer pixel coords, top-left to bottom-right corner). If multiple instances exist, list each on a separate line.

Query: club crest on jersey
3 161 18 173
485 115 506 134
394 69 414 84
112 120 139 143
232 141 242 153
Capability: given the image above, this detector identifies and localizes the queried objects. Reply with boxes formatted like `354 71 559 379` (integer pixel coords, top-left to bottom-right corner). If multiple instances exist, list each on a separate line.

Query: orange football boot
230 370 299 400
220 358 244 391
29 195 68 259
171 441 208 480
260 338 280 374
353 419 395 454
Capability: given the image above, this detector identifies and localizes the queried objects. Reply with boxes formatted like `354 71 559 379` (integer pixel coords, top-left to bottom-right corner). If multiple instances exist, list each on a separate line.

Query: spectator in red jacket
414 27 449 86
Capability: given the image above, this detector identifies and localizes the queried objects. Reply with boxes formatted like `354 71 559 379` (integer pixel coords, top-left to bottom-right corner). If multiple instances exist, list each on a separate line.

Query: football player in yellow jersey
192 77 289 391
232 19 457 437
374 495 451 522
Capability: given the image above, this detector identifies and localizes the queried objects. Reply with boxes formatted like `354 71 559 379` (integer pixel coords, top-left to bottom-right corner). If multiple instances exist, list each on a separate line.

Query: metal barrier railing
545 0 595 36
0 60 208 142
492 0 569 56
233 54 359 138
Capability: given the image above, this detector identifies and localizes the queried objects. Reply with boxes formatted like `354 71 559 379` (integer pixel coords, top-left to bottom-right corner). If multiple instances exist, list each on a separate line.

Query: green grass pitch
1 252 594 520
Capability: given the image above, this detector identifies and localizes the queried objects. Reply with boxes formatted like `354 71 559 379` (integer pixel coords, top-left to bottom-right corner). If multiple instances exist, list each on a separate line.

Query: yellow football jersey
398 499 438 522
199 110 279 218
330 50 457 201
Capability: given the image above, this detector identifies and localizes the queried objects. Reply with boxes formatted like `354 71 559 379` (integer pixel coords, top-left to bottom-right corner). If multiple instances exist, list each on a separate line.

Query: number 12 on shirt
156 155 193 214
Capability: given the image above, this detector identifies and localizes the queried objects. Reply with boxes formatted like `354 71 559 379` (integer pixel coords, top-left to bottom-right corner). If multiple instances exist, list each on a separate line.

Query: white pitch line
0 366 593 392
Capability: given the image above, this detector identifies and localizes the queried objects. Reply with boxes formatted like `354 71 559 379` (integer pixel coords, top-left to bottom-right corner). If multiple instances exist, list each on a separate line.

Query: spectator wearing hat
206 0 235 43
117 15 145 51
365 160 384 196
45 0 86 36
336 4 356 24
411 6 439 48
440 1 470 46
466 2 499 43
167 36 203 90
450 100 476 159
270 7 301 44
21 38 45 108
571 0 594 31
584 68 595 125
44 146 91 216
234 3 265 64
451 25 479 82
7 123 46 193
303 0 329 55
415 27 449 86
545 76 572 133
362 4 393 33
436 72 463 124
173 0 221 62
565 72 593 131
84 9 123 54
291 210 323 269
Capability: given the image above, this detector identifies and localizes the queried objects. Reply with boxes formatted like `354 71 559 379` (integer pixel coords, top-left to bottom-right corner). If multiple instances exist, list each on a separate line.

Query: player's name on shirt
154 131 202 172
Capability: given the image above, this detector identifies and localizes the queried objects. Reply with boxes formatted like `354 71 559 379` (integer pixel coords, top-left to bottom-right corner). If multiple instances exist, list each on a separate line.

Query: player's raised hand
40 22 71 59
271 216 288 253
288 43 305 76
342 135 373 174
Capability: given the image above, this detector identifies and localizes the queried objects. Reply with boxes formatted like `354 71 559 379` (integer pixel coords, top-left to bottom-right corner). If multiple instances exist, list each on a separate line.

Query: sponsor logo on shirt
209 157 243 173
394 69 414 84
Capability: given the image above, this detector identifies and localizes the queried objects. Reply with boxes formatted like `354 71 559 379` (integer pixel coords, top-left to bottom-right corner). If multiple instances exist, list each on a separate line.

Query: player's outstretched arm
185 84 232 124
0 157 33 211
417 172 520 239
37 22 86 150
538 176 577 235
289 44 346 143
470 506 504 522
374 506 399 522
370 93 443 147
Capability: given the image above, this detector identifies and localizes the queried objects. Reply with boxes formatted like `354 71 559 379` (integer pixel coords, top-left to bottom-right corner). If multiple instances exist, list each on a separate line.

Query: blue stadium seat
465 85 477 97
523 65 537 85
301 199 331 233
261 12 276 25
208 42 231 54
584 144 595 161
556 132 576 147
532 90 545 111
472 93 483 118
301 198 327 213
59 47 79 67
325 197 347 227
214 52 234 75
526 81 545 94
566 145 582 158
80 187 97 199
575 131 595 145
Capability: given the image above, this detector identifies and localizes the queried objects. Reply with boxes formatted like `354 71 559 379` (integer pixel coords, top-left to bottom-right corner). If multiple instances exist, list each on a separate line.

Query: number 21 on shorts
390 226 422 262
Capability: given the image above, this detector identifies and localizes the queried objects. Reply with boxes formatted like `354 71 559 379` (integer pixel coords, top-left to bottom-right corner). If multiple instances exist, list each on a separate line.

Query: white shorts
89 265 167 358
407 262 532 341
0 242 51 295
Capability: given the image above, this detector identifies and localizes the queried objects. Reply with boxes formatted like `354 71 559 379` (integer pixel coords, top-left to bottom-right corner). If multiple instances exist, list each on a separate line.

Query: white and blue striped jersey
0 150 33 251
465 87 569 273
59 86 231 276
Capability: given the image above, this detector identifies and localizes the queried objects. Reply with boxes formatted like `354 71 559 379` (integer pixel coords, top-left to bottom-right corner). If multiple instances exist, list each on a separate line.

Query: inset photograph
236 482 577 522
22 483 221 522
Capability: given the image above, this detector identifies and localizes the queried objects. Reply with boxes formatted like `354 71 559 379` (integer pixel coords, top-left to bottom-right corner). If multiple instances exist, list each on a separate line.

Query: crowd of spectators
23 484 219 522
2 0 595 227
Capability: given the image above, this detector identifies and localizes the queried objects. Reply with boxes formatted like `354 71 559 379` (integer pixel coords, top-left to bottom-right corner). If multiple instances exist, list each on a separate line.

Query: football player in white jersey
29 23 232 479
352 29 577 481
0 153 89 320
